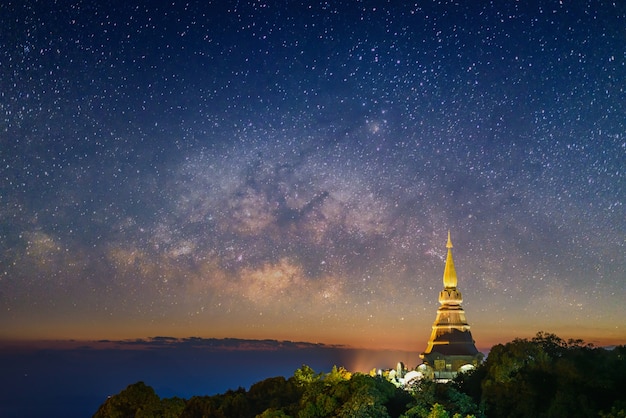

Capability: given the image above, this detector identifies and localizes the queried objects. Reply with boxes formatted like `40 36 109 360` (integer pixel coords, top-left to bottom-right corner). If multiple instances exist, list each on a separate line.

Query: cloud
110 336 345 351
235 258 344 307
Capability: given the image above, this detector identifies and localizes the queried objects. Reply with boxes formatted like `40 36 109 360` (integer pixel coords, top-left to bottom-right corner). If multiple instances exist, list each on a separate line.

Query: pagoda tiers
419 232 483 381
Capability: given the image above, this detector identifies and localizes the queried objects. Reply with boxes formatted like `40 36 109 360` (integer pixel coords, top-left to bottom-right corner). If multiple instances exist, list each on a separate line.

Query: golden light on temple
419 232 483 381
442 230 458 289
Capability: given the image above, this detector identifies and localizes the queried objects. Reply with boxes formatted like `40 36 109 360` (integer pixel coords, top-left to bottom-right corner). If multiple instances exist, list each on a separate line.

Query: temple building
418 232 483 382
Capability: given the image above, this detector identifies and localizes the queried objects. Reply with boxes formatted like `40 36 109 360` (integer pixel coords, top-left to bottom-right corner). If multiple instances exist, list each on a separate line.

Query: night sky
1 0 625 351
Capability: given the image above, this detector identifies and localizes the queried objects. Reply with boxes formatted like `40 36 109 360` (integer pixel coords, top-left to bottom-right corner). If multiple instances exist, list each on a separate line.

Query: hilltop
94 333 626 418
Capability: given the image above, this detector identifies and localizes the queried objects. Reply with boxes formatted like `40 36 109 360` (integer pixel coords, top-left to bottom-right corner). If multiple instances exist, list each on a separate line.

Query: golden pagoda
419 232 483 381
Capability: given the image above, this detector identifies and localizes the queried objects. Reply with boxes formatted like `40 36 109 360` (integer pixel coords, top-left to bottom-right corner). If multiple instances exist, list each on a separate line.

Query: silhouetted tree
161 397 186 418
480 332 626 417
179 389 251 418
248 376 302 416
93 381 165 418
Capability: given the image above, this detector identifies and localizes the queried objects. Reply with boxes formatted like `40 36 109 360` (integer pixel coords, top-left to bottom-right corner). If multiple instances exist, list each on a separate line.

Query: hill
93 332 626 418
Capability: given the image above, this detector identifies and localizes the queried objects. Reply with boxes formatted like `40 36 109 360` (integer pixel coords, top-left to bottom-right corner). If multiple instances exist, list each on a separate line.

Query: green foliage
256 409 292 418
297 368 407 418
161 397 186 418
427 403 449 418
401 402 477 418
480 332 626 418
400 404 430 418
294 364 321 387
93 381 182 418
600 401 626 418
178 394 229 418
452 363 485 407
402 380 480 418
93 338 626 418
178 388 252 418
177 375 303 418
248 376 301 414
325 365 352 384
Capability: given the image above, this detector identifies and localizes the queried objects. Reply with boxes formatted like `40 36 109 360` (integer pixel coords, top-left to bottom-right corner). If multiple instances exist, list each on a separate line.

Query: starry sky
1 0 624 351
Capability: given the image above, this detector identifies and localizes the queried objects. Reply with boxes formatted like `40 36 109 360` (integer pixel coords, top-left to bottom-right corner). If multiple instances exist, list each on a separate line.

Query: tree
161 397 186 418
600 402 626 418
296 368 406 418
453 363 485 407
325 365 352 384
402 379 480 418
257 409 292 418
248 376 301 416
179 395 228 418
480 332 626 417
93 381 162 418
294 365 321 387
92 337 625 418
427 403 449 418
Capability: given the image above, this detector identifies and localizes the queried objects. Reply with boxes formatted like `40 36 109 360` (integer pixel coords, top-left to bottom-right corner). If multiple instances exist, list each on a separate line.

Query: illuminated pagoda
418 231 483 381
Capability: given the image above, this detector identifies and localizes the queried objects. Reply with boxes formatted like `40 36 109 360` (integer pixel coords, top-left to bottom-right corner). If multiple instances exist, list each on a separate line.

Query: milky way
1 1 624 349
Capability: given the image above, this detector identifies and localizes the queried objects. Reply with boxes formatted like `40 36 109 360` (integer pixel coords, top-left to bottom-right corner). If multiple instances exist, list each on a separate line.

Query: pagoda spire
442 230 457 289
419 231 483 381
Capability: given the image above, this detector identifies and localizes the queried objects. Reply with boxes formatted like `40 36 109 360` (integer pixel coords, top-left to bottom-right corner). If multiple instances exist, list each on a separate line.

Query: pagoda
419 232 483 381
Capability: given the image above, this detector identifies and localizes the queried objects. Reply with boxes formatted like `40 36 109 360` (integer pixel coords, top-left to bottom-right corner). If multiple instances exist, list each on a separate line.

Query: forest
93 333 626 418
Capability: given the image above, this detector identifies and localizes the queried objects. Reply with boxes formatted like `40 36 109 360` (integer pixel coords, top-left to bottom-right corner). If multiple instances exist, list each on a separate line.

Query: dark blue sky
1 0 625 349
